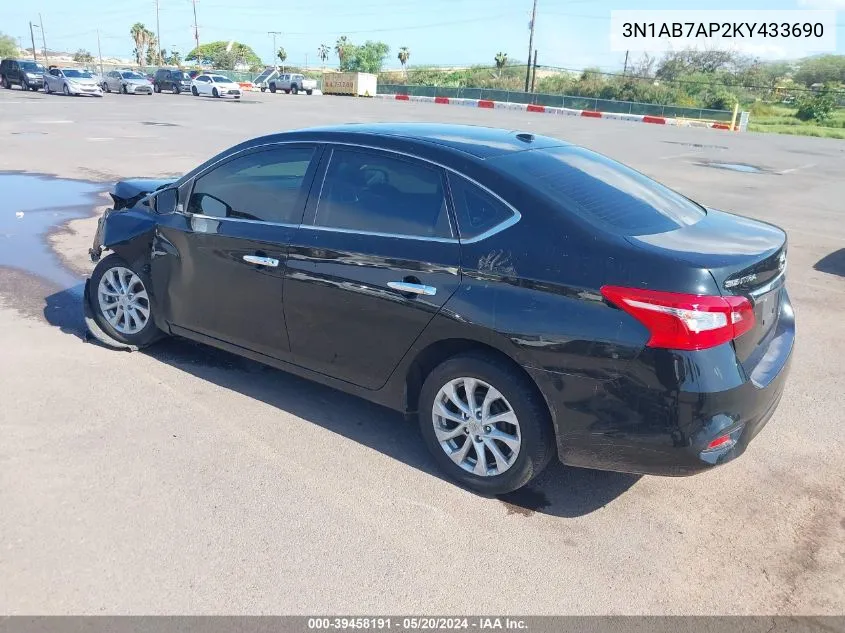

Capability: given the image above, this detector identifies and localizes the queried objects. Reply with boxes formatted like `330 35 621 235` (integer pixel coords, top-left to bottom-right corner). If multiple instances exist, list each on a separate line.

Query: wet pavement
0 173 103 289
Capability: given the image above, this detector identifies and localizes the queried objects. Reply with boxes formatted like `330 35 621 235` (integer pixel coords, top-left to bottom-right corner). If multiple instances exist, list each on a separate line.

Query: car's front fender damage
86 207 158 351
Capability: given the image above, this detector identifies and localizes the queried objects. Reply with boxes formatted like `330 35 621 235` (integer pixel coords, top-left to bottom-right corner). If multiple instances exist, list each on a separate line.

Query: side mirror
152 187 179 215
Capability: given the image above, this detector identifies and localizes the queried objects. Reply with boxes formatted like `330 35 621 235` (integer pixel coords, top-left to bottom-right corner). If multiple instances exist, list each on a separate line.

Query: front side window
314 148 452 239
448 175 515 240
188 146 315 224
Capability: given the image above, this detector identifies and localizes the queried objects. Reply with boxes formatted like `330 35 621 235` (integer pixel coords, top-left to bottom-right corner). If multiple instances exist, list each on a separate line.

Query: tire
172 83 179 94
212 87 219 98
89 254 163 348
102 82 110 93
291 85 298 95
2 75 10 89
22 79 29 91
63 84 70 96
122 84 128 94
260 86 266 92
191 86 198 96
269 83 276 93
154 83 161 93
418 353 555 495
45 82 52 94
306 89 313 95
30 85 39 91
283 89 290 94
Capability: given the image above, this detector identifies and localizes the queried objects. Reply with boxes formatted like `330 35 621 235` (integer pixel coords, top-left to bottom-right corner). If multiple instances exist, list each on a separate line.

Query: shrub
795 89 836 123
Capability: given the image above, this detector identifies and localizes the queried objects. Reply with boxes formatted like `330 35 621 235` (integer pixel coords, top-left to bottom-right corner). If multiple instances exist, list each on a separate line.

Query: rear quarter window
493 146 705 236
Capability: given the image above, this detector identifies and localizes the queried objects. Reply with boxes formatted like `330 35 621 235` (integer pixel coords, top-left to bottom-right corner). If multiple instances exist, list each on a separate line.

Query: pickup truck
268 73 317 95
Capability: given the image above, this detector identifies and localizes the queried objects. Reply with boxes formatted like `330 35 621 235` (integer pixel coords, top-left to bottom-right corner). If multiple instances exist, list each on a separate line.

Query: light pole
28 23 38 62
268 31 282 68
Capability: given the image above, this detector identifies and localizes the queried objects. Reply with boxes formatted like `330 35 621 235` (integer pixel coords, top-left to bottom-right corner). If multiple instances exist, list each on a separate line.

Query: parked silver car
268 73 317 95
102 70 153 95
43 68 103 97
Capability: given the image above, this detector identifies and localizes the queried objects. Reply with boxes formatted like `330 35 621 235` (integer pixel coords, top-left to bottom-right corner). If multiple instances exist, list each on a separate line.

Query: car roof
277 123 570 160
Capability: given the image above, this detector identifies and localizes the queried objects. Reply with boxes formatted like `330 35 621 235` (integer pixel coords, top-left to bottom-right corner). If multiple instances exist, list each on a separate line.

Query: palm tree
130 23 148 65
335 36 349 64
397 46 410 77
317 44 329 69
494 51 508 76
277 47 287 71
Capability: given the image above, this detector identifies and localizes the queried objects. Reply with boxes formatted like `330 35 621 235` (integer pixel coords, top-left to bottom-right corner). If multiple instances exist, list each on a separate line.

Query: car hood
213 82 238 88
111 178 174 210
69 78 99 85
124 79 149 85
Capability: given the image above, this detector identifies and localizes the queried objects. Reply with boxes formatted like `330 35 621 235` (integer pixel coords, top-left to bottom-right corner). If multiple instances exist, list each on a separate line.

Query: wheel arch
402 338 552 426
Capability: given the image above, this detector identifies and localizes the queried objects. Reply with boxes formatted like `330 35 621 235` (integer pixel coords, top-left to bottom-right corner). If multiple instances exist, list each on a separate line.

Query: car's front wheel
269 83 276 93
172 83 179 94
62 84 70 96
418 353 555 494
212 87 219 98
89 254 162 348
1 76 9 89
191 86 198 96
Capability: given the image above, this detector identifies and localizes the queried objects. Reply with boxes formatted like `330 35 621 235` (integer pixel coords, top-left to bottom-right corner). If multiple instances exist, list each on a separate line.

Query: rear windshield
494 146 705 236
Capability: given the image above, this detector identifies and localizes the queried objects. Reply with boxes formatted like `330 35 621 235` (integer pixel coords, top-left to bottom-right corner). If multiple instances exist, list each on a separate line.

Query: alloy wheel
97 266 151 335
431 377 522 476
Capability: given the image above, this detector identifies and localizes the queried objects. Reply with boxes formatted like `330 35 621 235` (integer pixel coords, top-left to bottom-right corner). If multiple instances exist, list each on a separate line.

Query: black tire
191 86 198 96
269 83 276 93
154 82 161 93
212 87 219 98
1 76 9 89
63 84 70 96
291 84 298 95
172 83 179 94
30 85 39 91
283 88 290 94
122 84 128 94
102 82 110 93
306 89 313 95
260 86 266 92
89 254 162 348
22 78 29 91
418 353 555 495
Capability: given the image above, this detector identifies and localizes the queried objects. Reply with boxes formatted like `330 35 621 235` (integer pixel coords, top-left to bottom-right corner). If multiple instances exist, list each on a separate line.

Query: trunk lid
627 208 787 365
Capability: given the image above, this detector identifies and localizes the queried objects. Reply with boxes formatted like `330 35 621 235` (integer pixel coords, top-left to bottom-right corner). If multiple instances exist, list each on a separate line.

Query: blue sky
6 0 845 69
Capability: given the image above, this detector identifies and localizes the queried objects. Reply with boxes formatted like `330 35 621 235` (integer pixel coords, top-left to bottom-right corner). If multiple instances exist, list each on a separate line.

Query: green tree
145 35 159 65
186 41 262 68
130 23 151 66
73 49 94 63
339 40 389 74
397 46 410 77
166 50 182 66
335 36 349 63
318 44 330 67
277 47 287 66
494 51 508 77
0 33 17 59
794 55 845 87
795 85 836 122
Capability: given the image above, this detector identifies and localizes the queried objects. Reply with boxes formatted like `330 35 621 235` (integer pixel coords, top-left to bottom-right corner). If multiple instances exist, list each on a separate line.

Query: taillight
600 286 755 351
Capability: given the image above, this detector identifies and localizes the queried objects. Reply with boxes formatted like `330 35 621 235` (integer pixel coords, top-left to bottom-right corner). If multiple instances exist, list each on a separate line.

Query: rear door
151 143 322 359
284 145 462 389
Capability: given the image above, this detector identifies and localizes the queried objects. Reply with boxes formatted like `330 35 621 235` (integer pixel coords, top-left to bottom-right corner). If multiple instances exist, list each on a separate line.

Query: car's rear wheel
191 86 198 96
1 76 9 89
260 86 266 92
212 87 219 98
291 85 298 95
154 83 161 93
418 353 555 494
269 83 276 93
89 254 162 348
306 89 313 95
102 82 109 93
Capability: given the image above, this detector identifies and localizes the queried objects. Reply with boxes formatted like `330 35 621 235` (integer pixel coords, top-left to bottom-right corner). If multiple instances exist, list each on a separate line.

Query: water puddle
698 161 765 174
0 173 103 289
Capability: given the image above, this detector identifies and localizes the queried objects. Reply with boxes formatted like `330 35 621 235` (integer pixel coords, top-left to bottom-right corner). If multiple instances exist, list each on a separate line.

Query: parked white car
101 70 153 95
43 68 103 97
191 74 241 99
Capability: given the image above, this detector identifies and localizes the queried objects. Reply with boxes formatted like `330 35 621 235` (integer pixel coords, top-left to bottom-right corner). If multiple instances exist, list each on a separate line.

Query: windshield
209 75 231 82
121 72 146 79
20 62 45 73
494 146 706 236
172 72 187 80
63 69 94 78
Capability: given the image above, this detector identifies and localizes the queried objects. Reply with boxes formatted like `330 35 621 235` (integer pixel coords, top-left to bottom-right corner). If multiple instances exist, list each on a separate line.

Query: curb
376 93 736 131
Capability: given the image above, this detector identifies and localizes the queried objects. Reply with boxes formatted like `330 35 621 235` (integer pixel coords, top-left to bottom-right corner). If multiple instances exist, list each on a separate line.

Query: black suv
153 68 192 94
1 58 45 91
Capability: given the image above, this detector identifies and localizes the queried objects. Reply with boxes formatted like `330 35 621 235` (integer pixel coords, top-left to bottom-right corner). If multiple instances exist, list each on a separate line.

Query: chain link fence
379 84 735 122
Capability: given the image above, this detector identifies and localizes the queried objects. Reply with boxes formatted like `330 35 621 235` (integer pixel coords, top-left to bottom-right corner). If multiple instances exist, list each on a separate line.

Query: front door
284 145 462 390
151 143 321 359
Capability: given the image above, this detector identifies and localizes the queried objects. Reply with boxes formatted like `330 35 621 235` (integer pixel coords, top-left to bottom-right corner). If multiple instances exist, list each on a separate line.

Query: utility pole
39 13 49 65
155 0 162 64
28 23 38 62
268 31 282 67
531 49 538 93
191 0 200 56
97 29 104 76
524 0 537 92
623 50 629 75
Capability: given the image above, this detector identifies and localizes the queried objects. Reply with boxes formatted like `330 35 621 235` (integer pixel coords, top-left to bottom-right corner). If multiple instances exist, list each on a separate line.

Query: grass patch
748 123 845 139
747 103 845 138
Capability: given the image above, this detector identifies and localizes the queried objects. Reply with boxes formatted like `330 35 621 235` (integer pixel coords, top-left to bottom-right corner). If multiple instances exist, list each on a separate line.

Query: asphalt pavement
0 87 843 615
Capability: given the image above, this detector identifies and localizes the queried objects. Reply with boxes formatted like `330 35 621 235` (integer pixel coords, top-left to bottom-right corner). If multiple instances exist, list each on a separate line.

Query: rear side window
448 175 515 240
188 146 315 224
314 148 452 239
494 146 705 236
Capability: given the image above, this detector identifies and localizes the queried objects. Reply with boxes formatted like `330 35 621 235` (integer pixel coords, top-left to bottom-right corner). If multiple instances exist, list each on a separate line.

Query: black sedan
86 123 794 494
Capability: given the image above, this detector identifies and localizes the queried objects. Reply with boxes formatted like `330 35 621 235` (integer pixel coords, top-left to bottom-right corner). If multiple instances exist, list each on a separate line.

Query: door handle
243 254 279 267
387 281 437 296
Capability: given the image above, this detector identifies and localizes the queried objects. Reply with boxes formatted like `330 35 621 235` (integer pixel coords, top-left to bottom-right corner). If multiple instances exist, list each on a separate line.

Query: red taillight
600 286 756 351
706 434 733 450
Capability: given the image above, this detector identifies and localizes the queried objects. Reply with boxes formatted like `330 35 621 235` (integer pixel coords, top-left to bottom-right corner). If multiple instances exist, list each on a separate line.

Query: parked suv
0 58 45 91
268 73 316 95
153 68 192 94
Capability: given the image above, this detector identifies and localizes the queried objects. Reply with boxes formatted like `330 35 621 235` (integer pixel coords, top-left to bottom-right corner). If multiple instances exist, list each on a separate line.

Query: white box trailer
322 72 377 96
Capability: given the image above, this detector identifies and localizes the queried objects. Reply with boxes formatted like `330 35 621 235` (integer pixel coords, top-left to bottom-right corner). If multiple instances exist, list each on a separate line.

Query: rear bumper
528 290 795 476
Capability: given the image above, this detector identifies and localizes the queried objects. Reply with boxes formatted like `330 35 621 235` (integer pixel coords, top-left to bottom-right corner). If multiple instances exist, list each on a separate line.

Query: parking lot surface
1 88 843 614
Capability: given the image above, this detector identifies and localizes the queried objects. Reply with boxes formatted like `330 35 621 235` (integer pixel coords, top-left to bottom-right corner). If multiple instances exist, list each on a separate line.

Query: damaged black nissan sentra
86 123 794 494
